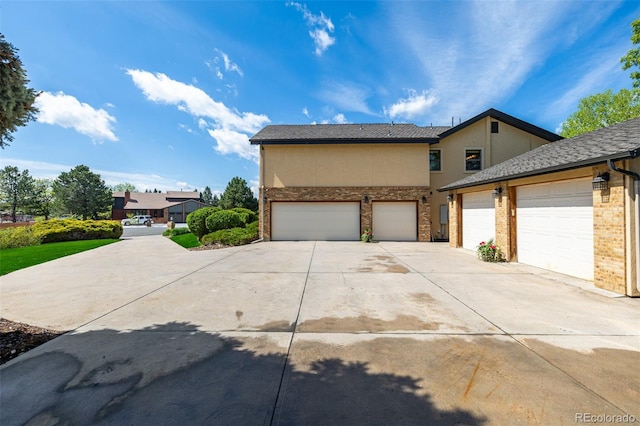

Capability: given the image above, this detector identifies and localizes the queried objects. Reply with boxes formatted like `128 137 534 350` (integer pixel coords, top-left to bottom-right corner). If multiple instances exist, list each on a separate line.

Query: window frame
464 148 483 172
429 149 442 172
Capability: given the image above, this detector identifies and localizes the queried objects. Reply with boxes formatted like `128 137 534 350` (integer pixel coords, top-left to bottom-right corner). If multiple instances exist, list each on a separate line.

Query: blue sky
1 1 639 195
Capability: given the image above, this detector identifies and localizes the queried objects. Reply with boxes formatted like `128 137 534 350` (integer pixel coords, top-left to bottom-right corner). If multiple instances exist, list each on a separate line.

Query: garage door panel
462 191 495 250
372 202 417 241
271 202 360 241
517 180 593 280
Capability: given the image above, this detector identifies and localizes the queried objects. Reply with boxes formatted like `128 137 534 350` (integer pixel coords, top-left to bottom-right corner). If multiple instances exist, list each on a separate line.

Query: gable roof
437 108 562 142
113 191 202 210
440 116 640 192
250 123 450 145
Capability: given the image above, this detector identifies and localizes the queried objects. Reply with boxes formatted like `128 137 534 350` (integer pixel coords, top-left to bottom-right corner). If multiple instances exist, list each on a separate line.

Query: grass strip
170 232 201 249
0 239 120 276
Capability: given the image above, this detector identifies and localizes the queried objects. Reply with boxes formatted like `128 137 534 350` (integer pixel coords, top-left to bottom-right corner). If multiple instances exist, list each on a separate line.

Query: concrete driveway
1 237 638 425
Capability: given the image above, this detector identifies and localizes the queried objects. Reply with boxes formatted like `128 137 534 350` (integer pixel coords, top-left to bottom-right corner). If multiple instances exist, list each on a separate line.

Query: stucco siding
264 144 429 188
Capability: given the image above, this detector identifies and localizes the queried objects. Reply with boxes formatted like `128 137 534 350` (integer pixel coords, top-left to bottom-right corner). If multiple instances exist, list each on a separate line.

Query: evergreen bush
186 207 221 239
31 219 123 243
0 226 42 249
205 210 244 233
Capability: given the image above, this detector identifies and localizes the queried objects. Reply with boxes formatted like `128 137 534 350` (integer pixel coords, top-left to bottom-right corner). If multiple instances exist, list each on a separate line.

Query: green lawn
170 232 201 249
0 239 120 276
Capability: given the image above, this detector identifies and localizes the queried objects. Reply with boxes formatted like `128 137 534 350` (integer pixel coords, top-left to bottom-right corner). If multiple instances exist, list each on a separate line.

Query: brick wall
593 165 627 294
494 184 511 261
260 186 431 241
448 194 461 248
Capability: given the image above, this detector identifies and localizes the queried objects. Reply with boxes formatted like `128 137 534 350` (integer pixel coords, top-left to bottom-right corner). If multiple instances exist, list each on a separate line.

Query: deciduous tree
0 165 35 222
52 165 112 220
559 89 640 138
0 34 39 148
621 17 640 88
219 177 258 211
29 178 54 220
111 183 137 192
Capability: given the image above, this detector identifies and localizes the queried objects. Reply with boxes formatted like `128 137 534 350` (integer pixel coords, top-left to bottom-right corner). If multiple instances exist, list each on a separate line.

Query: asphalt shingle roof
113 191 201 210
250 123 450 144
440 116 640 191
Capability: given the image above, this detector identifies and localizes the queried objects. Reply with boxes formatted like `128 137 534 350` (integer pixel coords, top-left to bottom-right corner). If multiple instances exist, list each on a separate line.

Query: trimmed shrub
205 210 244 233
201 221 259 246
0 226 42 249
186 207 221 239
31 219 123 243
231 207 258 224
162 227 192 237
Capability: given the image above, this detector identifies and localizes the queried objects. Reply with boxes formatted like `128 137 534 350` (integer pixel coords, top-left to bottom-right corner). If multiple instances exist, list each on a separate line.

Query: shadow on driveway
1 321 485 426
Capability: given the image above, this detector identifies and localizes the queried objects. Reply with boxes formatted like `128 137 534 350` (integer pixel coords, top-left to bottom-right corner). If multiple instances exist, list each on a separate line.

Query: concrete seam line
269 241 316 426
74 244 253 331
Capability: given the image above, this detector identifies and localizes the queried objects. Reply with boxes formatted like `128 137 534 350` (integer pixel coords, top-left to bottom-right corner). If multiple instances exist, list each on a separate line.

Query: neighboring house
249 109 559 242
440 116 640 297
112 191 206 223
249 123 448 241
428 109 562 240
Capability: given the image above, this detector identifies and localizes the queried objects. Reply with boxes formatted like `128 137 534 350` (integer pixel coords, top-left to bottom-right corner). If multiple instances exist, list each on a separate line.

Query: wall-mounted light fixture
492 187 503 199
364 195 369 204
421 196 427 203
592 172 610 191
447 194 454 203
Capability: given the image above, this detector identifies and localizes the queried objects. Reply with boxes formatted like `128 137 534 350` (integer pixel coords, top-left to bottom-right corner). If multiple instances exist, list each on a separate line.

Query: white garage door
462 191 495 250
372 202 417 241
271 202 360 241
517 179 593 280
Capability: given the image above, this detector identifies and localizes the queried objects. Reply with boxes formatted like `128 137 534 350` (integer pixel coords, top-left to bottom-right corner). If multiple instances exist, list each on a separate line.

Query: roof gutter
607 157 640 296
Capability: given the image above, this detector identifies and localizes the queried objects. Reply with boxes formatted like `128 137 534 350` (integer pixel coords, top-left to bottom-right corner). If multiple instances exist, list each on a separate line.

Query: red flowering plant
476 239 504 262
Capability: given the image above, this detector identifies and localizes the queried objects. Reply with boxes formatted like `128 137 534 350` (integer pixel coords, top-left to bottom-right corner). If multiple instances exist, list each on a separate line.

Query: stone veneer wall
259 186 431 241
593 165 628 295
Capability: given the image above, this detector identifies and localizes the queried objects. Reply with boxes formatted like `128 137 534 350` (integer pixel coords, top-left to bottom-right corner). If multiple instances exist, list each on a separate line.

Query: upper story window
465 149 482 171
491 121 499 133
429 149 441 171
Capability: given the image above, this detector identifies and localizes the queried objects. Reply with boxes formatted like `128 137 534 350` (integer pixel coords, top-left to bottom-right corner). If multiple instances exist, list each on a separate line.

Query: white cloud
35 91 118 142
207 50 243 80
546 47 628 125
127 69 269 160
386 1 618 123
218 49 244 77
302 107 310 118
385 90 439 120
207 128 258 162
249 178 260 197
0 158 199 192
287 2 335 56
319 80 373 114
332 113 349 124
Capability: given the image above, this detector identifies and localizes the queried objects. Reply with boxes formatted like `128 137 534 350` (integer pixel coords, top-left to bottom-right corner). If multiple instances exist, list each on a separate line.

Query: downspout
607 159 640 295
260 145 265 241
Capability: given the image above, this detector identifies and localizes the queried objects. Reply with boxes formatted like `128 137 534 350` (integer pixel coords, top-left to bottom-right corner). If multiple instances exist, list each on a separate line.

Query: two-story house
250 109 560 242
249 123 448 241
